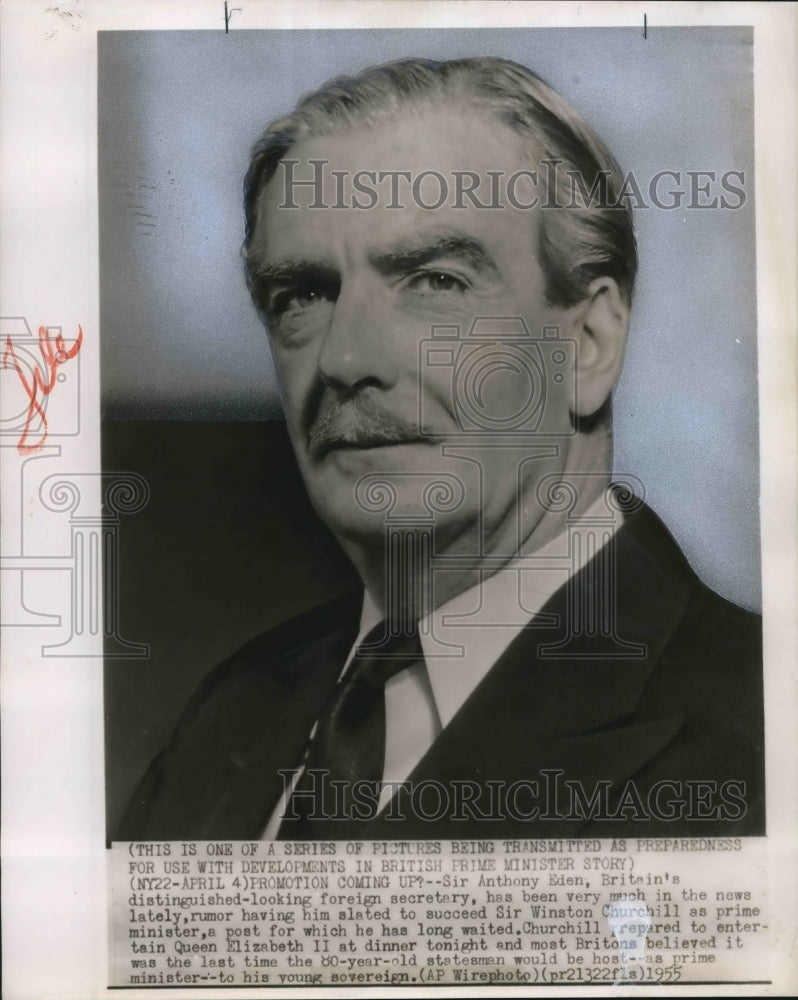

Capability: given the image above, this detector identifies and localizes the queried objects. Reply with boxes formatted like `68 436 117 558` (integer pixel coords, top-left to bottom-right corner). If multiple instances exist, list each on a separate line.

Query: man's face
249 108 580 551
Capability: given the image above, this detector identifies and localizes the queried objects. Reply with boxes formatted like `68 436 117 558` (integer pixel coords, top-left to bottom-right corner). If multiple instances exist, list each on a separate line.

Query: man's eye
270 286 332 317
407 271 468 295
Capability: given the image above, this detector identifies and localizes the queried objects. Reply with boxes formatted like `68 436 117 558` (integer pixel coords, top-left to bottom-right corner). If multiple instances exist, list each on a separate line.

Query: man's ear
565 277 630 417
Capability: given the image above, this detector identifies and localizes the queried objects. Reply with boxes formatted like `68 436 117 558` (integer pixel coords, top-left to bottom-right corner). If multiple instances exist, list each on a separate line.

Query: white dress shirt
262 494 622 837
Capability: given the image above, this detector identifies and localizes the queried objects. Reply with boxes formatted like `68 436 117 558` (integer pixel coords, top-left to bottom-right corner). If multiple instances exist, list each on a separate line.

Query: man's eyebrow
250 257 337 287
368 232 499 276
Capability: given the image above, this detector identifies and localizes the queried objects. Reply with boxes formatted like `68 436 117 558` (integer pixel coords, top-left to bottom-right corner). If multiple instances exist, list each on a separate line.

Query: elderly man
118 57 763 840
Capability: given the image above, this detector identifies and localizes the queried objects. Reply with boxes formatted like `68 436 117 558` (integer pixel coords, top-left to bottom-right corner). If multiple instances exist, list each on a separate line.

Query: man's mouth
311 433 429 461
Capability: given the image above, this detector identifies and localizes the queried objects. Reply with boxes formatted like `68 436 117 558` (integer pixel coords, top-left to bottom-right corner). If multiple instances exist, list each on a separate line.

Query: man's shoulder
620 500 763 794
623 497 760 627
679 572 761 648
195 589 362 698
161 589 363 753
614 496 762 730
659 572 762 734
115 590 362 841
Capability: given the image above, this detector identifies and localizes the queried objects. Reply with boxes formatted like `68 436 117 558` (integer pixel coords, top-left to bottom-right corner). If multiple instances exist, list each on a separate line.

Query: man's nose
317 276 398 392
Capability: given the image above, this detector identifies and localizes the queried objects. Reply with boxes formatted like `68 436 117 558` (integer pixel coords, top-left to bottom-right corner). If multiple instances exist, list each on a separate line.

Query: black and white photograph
103 29 765 844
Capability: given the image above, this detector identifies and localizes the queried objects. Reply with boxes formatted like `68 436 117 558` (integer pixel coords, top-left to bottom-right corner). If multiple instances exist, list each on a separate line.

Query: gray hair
243 56 637 308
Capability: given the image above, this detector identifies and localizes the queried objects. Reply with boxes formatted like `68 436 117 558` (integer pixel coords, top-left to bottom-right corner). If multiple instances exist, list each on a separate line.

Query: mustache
306 391 428 459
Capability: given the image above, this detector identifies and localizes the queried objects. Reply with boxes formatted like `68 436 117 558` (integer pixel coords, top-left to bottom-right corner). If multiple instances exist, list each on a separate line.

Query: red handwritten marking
2 325 83 453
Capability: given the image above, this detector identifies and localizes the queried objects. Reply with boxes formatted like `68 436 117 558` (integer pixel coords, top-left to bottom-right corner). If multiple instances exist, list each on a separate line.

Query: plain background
99 27 760 832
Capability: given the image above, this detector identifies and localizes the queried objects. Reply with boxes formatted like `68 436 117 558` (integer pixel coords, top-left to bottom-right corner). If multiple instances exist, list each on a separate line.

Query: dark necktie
277 620 423 839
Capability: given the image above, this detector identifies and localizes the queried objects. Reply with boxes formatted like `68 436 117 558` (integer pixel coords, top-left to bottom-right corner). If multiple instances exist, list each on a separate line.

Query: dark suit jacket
117 501 764 840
